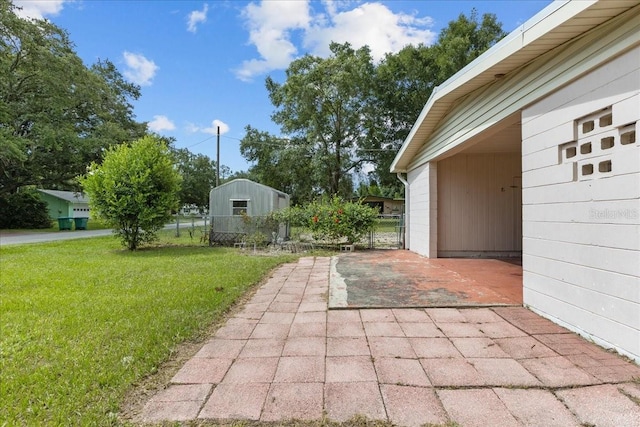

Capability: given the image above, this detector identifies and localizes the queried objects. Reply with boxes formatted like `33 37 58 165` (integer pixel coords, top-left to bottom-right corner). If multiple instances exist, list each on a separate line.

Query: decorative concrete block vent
559 107 638 181
340 244 355 252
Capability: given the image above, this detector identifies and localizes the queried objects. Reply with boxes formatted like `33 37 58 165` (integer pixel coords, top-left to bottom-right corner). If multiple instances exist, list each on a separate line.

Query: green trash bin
57 217 73 231
74 217 89 230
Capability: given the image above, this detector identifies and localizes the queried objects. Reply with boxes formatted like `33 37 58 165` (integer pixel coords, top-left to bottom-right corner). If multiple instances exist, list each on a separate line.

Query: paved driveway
136 256 640 426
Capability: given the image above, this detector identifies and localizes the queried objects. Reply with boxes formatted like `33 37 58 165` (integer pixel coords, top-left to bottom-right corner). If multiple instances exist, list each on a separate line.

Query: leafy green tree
242 12 504 199
0 0 145 196
239 126 317 205
0 189 51 229
263 43 377 197
432 9 506 83
79 136 181 250
172 148 218 210
369 10 506 189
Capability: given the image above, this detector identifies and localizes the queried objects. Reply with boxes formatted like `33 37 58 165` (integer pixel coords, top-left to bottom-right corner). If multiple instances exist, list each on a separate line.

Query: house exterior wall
406 162 437 257
438 153 522 257
522 45 640 362
38 193 72 218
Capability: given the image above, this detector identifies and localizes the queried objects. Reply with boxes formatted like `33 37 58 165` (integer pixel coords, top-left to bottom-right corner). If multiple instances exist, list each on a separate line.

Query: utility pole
216 126 220 187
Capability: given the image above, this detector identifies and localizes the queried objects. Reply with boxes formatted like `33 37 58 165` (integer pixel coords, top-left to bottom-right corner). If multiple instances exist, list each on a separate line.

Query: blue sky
14 0 552 174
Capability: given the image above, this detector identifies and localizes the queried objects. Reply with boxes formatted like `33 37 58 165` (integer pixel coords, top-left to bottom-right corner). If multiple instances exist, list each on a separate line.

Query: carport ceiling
461 122 522 153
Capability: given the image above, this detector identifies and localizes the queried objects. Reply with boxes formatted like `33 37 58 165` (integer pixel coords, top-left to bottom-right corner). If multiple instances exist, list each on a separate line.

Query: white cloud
305 3 435 61
185 122 200 134
235 0 311 81
187 3 208 33
203 119 230 135
122 51 158 86
187 120 230 135
235 1 435 81
12 0 67 20
148 115 176 132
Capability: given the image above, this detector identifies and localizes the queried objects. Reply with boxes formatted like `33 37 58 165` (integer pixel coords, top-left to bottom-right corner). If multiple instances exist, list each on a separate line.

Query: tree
369 10 506 190
432 9 506 83
0 0 145 196
79 136 181 250
241 11 505 199
172 148 218 210
239 126 317 205
264 42 377 197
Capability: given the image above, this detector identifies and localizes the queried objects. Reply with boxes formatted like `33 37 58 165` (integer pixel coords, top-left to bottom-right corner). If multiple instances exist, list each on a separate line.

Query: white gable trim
407 8 639 170
391 1 640 173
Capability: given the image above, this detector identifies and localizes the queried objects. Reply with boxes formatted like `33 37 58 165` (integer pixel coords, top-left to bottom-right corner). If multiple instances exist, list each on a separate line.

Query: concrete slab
392 308 432 322
198 383 269 420
325 356 377 383
141 400 204 423
494 388 581 426
288 321 326 337
237 338 284 358
438 389 520 427
195 339 246 359
326 321 365 337
374 357 431 387
324 382 386 423
282 336 326 357
326 337 371 357
171 358 233 384
273 356 325 383
219 357 279 384
450 337 511 358
368 336 416 358
556 384 640 427
469 358 541 387
420 358 485 387
410 337 462 358
494 336 556 359
399 321 445 337
381 385 448 427
261 383 324 422
363 321 405 337
519 356 600 387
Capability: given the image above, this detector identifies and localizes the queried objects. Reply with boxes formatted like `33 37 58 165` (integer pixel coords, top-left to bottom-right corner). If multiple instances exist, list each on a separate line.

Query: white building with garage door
391 0 639 362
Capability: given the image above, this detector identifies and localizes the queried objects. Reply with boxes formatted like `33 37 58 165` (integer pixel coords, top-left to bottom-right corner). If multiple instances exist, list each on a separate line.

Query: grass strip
0 233 296 425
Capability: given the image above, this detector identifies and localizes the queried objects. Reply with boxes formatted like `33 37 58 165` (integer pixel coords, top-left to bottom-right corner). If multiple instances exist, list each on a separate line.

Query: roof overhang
391 0 640 173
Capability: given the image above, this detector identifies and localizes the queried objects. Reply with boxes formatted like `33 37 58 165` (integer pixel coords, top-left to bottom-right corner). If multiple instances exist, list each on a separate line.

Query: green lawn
0 233 296 425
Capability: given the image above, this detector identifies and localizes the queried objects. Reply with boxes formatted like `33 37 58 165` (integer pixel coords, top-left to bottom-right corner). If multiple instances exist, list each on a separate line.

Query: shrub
0 190 51 229
79 135 181 250
275 196 378 244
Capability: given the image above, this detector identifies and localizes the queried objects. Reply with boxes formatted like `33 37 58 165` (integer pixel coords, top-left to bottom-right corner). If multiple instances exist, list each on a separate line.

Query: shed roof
38 189 89 204
391 0 640 173
210 179 289 197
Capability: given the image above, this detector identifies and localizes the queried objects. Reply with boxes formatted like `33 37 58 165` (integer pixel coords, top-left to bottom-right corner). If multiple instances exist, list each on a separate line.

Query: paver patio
138 256 640 426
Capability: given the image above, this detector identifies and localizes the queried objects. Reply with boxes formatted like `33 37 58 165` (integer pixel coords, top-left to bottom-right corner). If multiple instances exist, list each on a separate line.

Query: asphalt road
0 221 207 246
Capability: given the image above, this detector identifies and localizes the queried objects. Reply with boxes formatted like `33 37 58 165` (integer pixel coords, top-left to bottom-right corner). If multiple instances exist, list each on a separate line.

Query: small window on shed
232 200 248 216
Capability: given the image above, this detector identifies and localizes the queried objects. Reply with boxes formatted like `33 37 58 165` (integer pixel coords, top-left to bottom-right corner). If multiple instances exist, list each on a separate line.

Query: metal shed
208 179 290 245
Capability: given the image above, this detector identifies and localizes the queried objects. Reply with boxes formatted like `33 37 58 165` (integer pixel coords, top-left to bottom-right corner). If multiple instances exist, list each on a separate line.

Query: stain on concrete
330 250 522 308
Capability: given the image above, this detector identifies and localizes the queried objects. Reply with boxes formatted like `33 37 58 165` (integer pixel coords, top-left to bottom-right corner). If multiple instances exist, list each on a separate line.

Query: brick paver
138 256 640 426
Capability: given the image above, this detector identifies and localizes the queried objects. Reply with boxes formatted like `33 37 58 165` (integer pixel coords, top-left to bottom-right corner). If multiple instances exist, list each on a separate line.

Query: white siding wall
407 162 437 257
522 46 640 362
437 153 522 257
